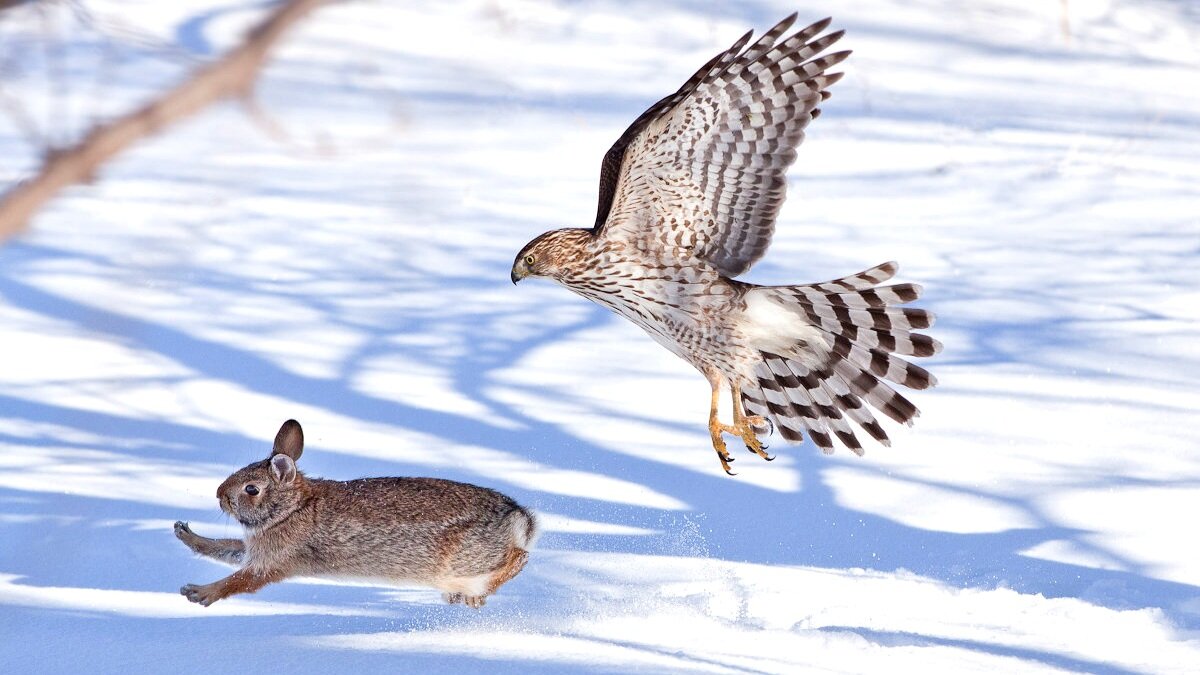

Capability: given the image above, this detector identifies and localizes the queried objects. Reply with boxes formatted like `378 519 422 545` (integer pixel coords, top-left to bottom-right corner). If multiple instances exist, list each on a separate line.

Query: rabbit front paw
174 521 197 544
180 583 221 607
174 521 208 555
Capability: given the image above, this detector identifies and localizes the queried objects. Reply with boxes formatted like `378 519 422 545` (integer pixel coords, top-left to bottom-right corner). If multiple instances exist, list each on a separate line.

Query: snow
1 0 1198 672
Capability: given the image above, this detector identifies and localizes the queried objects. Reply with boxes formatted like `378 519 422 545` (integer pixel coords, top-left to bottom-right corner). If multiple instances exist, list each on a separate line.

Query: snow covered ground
1 0 1198 672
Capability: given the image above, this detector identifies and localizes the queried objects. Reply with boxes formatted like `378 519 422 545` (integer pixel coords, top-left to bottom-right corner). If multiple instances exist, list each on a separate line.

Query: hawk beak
511 269 521 285
511 266 526 284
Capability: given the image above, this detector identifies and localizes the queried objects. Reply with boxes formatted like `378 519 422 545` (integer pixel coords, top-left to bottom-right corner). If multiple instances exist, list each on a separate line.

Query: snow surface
1 0 1198 672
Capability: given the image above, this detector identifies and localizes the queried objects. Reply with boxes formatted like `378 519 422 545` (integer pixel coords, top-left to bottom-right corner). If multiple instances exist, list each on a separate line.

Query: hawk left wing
594 14 849 277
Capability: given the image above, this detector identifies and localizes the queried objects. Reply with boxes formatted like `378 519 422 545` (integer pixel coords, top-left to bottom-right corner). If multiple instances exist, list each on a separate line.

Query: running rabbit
175 419 536 609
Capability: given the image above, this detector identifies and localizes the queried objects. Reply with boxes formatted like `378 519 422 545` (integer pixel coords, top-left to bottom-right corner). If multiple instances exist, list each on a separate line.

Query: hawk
511 14 940 474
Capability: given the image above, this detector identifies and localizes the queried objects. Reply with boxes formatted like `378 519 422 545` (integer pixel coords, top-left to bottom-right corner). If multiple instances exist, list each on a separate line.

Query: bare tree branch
0 0 330 244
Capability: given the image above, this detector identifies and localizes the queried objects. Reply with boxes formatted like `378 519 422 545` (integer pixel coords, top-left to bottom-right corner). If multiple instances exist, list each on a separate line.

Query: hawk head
511 228 593 285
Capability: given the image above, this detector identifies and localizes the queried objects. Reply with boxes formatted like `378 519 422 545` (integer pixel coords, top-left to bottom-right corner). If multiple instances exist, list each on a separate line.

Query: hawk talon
712 437 737 475
734 417 772 462
710 389 774 473
717 450 737 476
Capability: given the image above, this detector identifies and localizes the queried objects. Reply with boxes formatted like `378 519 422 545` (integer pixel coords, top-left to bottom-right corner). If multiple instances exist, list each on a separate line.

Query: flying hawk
511 14 940 474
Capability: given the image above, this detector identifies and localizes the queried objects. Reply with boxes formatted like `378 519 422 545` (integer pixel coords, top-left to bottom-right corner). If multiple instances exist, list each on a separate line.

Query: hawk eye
524 254 535 266
244 484 259 496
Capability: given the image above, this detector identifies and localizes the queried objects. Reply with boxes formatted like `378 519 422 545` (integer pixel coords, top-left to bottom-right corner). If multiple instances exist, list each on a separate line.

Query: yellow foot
708 426 737 476
709 417 773 475
738 415 775 462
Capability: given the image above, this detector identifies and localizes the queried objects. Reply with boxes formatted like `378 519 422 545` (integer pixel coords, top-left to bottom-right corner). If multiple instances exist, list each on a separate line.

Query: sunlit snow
1 1 1198 672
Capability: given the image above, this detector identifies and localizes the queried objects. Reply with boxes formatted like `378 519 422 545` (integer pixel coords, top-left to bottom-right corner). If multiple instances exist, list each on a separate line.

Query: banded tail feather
741 262 939 454
803 261 899 291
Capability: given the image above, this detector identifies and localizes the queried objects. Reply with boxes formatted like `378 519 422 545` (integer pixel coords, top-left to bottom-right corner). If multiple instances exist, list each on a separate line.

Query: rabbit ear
272 419 304 460
270 454 297 484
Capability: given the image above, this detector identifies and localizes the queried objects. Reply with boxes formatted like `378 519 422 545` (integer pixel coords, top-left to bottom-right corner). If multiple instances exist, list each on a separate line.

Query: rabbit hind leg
437 546 529 608
486 546 528 595
437 574 491 609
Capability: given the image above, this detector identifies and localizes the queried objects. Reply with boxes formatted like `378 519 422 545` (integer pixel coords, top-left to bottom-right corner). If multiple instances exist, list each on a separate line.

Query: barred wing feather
595 14 850 277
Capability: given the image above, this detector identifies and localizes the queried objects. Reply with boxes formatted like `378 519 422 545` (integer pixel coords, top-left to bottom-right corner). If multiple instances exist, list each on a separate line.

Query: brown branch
0 0 331 244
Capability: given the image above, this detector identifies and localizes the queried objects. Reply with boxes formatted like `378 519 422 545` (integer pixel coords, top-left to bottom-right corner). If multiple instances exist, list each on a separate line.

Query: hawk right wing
593 15 850 277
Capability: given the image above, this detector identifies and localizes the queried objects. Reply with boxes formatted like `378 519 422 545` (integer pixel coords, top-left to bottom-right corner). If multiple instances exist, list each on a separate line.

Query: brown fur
487 546 529 594
176 420 536 609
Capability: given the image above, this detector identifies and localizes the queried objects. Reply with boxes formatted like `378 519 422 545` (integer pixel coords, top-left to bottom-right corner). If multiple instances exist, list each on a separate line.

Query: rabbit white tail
507 506 540 551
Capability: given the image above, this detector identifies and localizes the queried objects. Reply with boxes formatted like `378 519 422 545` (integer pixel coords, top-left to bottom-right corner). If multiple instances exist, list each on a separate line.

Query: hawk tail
739 262 941 454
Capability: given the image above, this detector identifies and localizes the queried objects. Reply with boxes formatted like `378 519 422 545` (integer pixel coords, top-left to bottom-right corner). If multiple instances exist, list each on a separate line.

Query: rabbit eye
244 484 259 496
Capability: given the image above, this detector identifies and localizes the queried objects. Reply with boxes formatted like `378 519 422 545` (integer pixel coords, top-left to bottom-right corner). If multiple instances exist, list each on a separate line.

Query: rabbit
175 419 537 609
